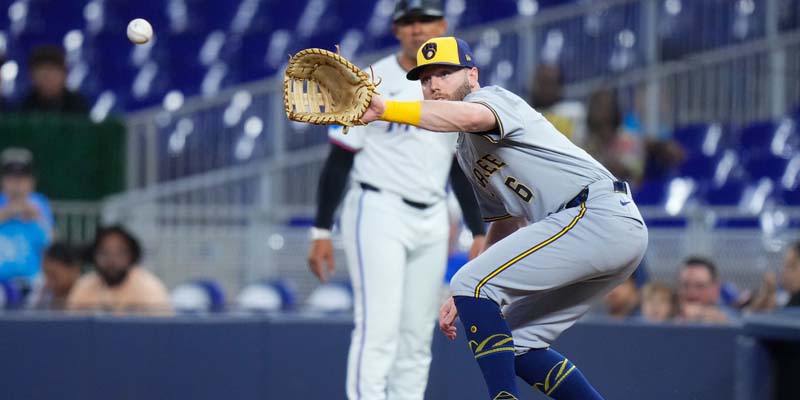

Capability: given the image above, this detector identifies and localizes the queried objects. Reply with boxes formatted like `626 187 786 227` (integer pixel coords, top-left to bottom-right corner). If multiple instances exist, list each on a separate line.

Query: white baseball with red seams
126 18 153 45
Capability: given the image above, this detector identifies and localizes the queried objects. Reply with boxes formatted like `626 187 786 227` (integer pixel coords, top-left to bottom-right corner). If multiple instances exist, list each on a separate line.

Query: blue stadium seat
738 119 797 158
744 154 790 180
97 0 168 35
634 179 667 206
248 0 308 33
27 0 85 34
457 0 519 27
678 154 719 182
237 279 298 312
673 123 725 158
778 187 800 206
171 279 226 313
305 281 353 313
660 0 752 60
738 120 777 154
175 0 233 33
0 280 24 310
705 179 747 206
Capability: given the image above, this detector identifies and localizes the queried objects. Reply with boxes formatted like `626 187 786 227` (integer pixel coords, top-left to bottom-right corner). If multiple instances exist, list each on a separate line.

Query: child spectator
640 282 675 323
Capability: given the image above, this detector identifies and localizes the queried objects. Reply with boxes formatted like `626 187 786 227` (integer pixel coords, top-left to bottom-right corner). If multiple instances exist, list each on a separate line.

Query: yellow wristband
380 100 422 126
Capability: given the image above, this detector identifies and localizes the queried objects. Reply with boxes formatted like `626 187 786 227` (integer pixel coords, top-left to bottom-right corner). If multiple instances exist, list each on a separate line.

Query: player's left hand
439 296 459 341
468 234 486 260
360 94 385 124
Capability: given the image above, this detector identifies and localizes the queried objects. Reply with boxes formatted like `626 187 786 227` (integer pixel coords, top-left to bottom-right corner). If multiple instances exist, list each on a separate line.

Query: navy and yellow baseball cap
406 36 476 81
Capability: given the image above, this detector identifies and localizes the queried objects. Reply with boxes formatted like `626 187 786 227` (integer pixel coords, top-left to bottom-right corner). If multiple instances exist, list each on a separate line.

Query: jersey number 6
504 176 533 203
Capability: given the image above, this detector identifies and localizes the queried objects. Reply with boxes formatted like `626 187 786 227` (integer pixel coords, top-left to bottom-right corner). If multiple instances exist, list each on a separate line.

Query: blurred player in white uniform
306 2 486 399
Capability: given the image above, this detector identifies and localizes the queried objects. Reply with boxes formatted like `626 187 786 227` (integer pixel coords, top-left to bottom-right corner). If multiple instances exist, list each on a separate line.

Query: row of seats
173 279 357 313
636 114 800 209
3 0 789 110
0 277 356 313
0 0 572 110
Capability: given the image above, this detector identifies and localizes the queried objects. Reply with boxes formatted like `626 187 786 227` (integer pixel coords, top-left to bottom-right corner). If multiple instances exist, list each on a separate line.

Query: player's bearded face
421 67 472 101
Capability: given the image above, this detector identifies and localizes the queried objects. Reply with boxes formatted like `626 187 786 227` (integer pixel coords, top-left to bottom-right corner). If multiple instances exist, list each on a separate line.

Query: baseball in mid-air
127 18 153 45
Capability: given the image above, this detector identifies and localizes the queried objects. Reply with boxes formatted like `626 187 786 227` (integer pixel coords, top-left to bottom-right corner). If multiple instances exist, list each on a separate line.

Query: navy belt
558 180 628 212
359 182 431 210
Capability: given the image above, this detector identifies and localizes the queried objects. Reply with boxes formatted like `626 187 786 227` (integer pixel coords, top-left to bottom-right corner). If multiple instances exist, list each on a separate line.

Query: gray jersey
456 86 616 223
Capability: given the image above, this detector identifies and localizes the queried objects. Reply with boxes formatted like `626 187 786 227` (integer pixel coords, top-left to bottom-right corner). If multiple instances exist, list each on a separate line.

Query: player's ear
468 67 479 88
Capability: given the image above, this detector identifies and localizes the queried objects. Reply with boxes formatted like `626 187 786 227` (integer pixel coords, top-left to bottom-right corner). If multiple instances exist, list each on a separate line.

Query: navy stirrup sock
453 296 519 399
514 347 604 399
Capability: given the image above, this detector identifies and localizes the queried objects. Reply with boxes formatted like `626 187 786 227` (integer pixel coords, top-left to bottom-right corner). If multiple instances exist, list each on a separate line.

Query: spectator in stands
584 87 645 186
741 271 777 313
676 256 735 324
19 45 89 115
0 148 53 285
529 63 587 145
640 281 675 323
781 241 800 307
603 276 640 320
27 242 82 310
621 86 685 182
67 225 172 314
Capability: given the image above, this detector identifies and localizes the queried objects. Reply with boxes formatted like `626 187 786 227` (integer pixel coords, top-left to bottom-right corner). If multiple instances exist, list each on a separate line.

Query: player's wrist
380 100 422 126
309 227 332 241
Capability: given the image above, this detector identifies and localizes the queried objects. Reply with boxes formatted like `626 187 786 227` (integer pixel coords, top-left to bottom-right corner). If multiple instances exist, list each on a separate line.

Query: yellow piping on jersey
483 213 513 222
473 202 587 298
480 134 499 144
471 101 505 139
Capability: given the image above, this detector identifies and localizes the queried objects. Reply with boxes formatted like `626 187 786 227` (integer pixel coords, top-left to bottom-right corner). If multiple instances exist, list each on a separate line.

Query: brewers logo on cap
422 43 437 60
407 36 476 81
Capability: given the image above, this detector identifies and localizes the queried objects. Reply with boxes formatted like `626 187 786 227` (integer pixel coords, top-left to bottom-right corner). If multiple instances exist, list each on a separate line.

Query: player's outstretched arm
361 94 497 133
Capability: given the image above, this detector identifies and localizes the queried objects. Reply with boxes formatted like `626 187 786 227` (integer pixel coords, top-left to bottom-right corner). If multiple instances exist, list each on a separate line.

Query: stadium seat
0 280 24 310
744 154 790 180
171 279 226 313
673 123 724 158
778 187 800 206
634 179 667 206
678 154 719 183
305 281 353 313
236 279 297 312
737 119 797 158
705 179 747 206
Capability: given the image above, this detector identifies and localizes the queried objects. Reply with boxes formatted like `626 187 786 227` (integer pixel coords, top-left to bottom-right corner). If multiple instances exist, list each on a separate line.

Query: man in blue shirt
0 148 52 283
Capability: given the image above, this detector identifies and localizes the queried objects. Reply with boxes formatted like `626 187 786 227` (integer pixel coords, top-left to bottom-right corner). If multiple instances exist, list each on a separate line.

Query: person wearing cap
360 36 649 400
306 2 486 399
20 44 89 115
0 148 53 284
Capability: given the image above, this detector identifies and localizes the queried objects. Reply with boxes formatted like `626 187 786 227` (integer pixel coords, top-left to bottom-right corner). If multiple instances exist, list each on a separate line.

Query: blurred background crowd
0 0 798 327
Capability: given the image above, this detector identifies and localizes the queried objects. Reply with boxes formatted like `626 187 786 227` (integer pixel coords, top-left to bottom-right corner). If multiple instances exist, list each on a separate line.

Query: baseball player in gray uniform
307 5 487 400
360 36 649 400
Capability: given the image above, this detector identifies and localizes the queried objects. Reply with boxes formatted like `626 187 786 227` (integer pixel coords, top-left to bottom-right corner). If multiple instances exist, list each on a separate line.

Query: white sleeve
328 125 365 151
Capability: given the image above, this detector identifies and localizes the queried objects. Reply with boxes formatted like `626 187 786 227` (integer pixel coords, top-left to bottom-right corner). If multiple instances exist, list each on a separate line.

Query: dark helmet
393 0 444 23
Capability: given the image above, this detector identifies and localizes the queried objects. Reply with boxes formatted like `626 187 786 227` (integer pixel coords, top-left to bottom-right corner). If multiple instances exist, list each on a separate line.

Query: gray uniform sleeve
464 86 528 141
471 185 512 222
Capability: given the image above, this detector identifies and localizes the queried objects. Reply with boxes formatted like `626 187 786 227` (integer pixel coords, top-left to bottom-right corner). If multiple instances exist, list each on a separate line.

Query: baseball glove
284 48 380 127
